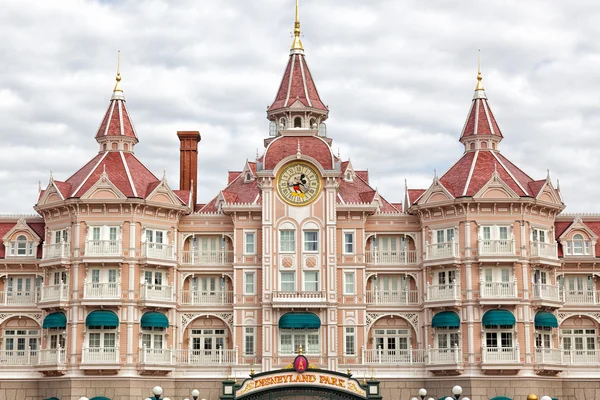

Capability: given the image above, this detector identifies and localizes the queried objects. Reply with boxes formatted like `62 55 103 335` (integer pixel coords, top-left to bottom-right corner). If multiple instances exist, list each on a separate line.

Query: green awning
90 397 111 400
279 313 321 329
141 312 169 329
482 309 515 327
490 396 512 400
85 311 119 328
432 311 460 329
42 312 66 329
44 397 59 400
535 311 558 328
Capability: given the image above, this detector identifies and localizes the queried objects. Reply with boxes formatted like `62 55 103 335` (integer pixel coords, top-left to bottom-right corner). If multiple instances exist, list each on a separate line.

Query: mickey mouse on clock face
288 173 309 197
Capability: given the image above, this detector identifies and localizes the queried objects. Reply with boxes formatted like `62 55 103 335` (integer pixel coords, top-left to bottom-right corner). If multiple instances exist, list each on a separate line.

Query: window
279 117 287 129
3 329 39 354
145 229 165 245
304 271 319 291
532 228 547 243
480 225 510 241
561 329 596 353
10 235 34 257
280 230 295 252
280 331 319 354
142 327 164 350
49 332 66 349
373 328 410 361
436 270 456 288
436 329 460 349
244 272 255 295
88 268 119 297
318 123 327 137
244 327 255 356
344 327 356 355
435 228 454 244
535 327 552 349
343 231 354 254
344 272 355 294
294 117 302 128
53 229 68 244
244 232 256 255
53 271 67 285
269 120 277 137
143 270 163 289
303 231 318 252
485 331 513 348
568 233 591 255
190 329 227 361
280 272 295 291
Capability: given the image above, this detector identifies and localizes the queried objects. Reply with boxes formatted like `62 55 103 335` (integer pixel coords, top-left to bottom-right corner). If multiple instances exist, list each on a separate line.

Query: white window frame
343 271 356 295
145 229 167 244
303 230 319 252
244 231 256 255
303 271 319 292
141 327 165 350
279 330 320 355
280 272 296 292
531 227 548 243
343 231 355 255
344 327 356 355
244 327 255 356
244 271 255 295
279 230 296 253
434 228 455 244
52 229 69 244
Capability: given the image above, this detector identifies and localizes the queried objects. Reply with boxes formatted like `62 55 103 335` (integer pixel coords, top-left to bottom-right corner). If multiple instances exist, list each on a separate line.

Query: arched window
103 143 107 151
269 121 277 137
294 117 302 128
318 123 327 137
246 173 252 181
309 118 316 129
279 117 287 129
482 310 516 361
481 142 488 149
492 142 496 150
124 143 128 151
572 233 586 255
470 143 475 150
16 235 28 256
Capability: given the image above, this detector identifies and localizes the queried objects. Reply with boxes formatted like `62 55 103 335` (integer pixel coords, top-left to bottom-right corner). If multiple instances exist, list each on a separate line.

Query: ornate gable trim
146 178 184 206
38 182 64 205
418 175 454 205
558 217 599 241
535 180 562 204
80 169 127 200
473 168 520 199
1 217 42 243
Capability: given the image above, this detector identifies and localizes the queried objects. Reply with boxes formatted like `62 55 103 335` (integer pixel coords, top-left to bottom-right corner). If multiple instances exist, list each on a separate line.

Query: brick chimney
177 131 201 207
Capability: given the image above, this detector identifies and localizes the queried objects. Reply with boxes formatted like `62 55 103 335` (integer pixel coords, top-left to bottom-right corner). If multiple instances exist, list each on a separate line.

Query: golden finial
114 50 123 93
475 49 484 91
291 0 304 52
298 345 303 355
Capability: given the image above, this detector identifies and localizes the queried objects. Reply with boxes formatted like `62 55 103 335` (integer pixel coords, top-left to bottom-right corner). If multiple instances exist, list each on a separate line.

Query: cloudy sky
1 0 599 214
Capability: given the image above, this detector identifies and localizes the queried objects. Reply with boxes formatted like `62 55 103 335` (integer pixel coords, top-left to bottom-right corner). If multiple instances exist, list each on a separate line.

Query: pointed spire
112 50 124 100
475 49 484 91
291 0 304 53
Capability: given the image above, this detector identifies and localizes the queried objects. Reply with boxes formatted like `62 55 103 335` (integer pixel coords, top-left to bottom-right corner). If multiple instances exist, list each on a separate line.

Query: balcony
38 284 69 308
424 283 461 307
563 290 599 306
271 291 327 307
175 347 238 366
82 282 121 306
531 283 564 308
481 345 521 370
366 290 419 306
479 281 518 304
0 290 38 306
180 290 234 306
0 349 38 366
562 240 593 257
530 242 558 261
534 347 564 373
37 348 67 375
180 250 234 266
365 250 418 265
478 239 516 257
84 240 122 257
42 242 70 261
141 242 175 263
138 348 173 373
426 346 463 374
81 347 120 370
362 347 425 365
139 283 175 308
425 241 459 262
563 349 600 365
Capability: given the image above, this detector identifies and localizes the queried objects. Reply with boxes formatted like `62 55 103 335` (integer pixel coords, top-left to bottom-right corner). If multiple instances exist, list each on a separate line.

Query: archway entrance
239 386 367 400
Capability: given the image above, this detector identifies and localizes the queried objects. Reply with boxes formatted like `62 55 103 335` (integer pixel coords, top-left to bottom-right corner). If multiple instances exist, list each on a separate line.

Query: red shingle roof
95 98 138 140
269 54 326 112
264 136 334 170
460 96 503 139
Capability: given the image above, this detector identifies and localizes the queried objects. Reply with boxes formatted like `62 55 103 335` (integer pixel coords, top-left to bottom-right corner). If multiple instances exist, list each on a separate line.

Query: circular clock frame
276 162 322 206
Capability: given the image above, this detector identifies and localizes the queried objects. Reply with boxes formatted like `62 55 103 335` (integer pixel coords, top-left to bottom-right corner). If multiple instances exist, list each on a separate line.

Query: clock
276 162 322 206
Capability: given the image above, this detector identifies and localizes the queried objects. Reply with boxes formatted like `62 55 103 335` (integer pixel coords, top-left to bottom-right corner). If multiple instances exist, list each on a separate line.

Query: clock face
277 162 322 206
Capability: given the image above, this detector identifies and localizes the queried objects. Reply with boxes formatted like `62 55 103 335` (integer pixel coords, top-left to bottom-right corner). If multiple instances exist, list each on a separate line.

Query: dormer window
279 117 287 129
294 117 302 128
9 235 34 257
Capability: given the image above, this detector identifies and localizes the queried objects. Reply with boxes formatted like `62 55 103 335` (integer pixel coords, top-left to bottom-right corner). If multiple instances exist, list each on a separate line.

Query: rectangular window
304 231 318 252
281 272 295 291
499 226 508 240
304 271 319 291
92 227 101 241
244 232 256 255
244 272 255 295
343 232 354 254
344 272 355 294
245 327 255 356
280 230 295 252
280 334 292 354
109 227 117 241
345 327 356 355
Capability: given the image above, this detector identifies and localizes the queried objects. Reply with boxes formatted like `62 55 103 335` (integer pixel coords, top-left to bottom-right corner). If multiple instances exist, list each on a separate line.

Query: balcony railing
140 283 174 302
427 346 462 364
532 283 563 302
83 282 121 299
272 291 327 303
180 250 234 265
425 241 459 260
0 349 37 365
362 347 425 364
563 349 600 364
175 347 238 365
366 290 419 305
563 290 598 305
478 239 515 255
85 240 122 256
530 242 558 259
40 284 69 302
425 283 461 301
0 290 38 305
38 347 67 365
139 348 173 365
480 281 517 298
365 250 418 265
81 347 119 364
43 242 70 260
535 347 563 364
180 290 234 305
482 345 520 363
142 242 175 260
563 240 593 256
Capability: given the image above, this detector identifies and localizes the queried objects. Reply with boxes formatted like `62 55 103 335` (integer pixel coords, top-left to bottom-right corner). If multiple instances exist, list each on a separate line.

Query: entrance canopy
279 313 321 329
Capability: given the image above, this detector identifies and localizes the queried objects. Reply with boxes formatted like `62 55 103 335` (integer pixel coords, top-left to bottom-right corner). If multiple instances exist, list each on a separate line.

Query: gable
418 179 454 205
536 181 562 204
557 217 599 241
80 173 127 200
146 181 184 206
37 183 64 206
1 218 42 243
473 170 520 199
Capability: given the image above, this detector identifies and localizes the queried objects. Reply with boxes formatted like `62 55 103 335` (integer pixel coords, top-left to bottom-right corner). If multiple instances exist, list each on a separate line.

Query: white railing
83 281 121 299
0 290 38 305
478 239 515 255
139 348 173 365
365 250 418 265
43 242 70 259
482 345 520 363
81 347 119 364
180 250 234 265
425 241 459 260
180 290 234 305
480 281 517 298
272 291 327 302
366 290 419 305
427 346 462 364
563 349 600 365
142 242 175 260
530 242 558 258
85 240 122 256
38 347 66 365
40 283 69 302
563 290 598 305
0 349 37 365
362 347 426 364
535 347 563 364
563 240 593 256
175 347 238 365
140 283 174 302
532 283 563 302
426 282 461 301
